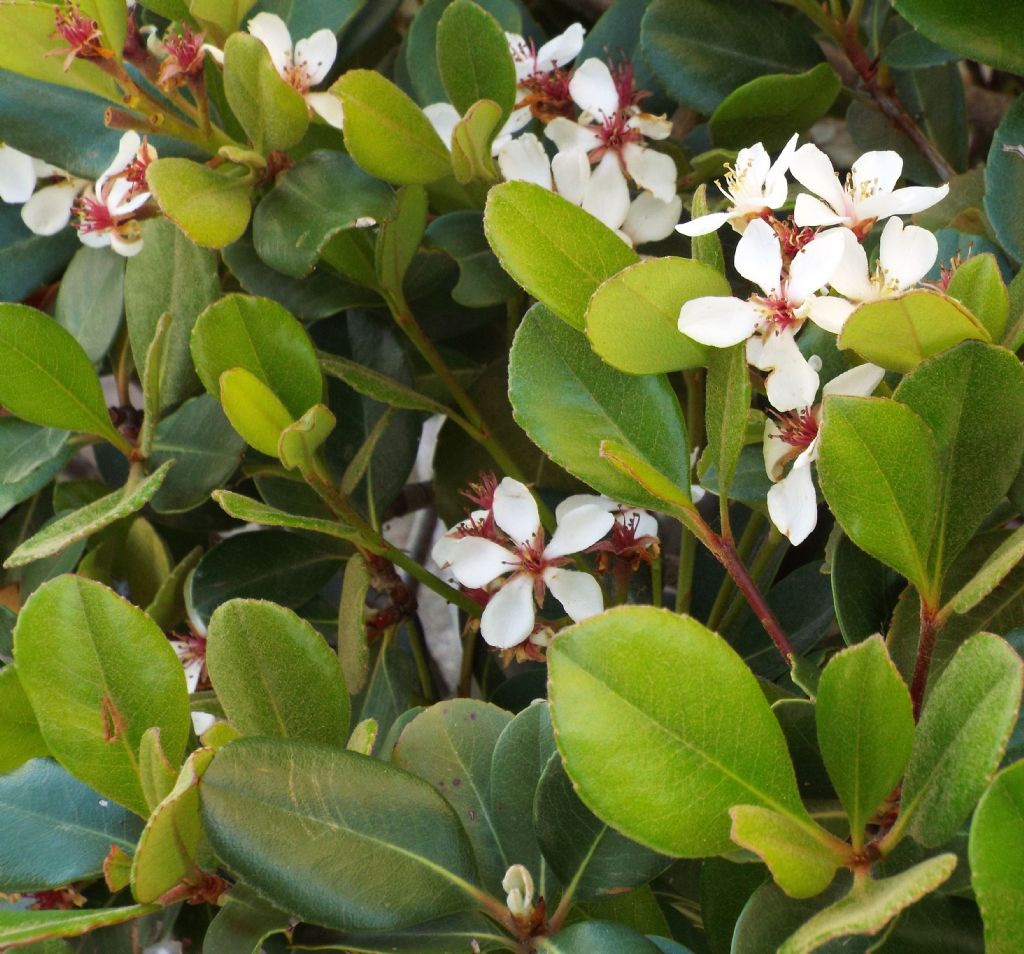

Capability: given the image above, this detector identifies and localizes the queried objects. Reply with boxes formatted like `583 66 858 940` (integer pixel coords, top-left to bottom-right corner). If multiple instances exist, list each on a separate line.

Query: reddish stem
910 602 941 720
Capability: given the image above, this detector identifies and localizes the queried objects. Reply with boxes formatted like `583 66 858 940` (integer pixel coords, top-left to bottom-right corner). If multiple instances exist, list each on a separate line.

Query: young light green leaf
4 461 174 569
338 553 371 695
436 0 516 120
13 576 191 817
147 159 253 249
598 439 693 518
0 666 47 775
450 99 502 185
138 727 178 814
207 599 350 744
375 184 429 296
948 524 1024 614
815 636 914 847
548 606 808 857
0 905 157 946
277 403 336 472
347 719 379 756
485 181 639 330
211 490 361 542
320 352 451 416
945 254 1009 341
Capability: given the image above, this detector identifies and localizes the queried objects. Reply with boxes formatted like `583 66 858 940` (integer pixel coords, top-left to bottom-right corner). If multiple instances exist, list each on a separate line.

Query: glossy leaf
207 599 350 744
436 0 515 120
986 97 1024 264
485 181 639 330
0 906 156 947
946 254 1009 341
200 736 480 931
147 158 253 249
0 666 48 773
538 921 663 953
13 576 190 817
703 343 750 502
212 490 359 542
548 606 807 857
53 246 124 363
320 353 450 416
337 553 371 695
423 210 518 307
375 184 428 296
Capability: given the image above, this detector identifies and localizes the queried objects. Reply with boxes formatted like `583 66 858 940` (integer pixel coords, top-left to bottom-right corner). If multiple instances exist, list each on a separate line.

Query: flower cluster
425 24 681 248
677 140 950 544
432 476 658 653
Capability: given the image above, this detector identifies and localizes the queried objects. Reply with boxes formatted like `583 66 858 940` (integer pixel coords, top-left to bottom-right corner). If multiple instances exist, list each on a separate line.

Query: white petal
582 152 630 230
493 477 541 547
757 331 820 412
622 142 677 202
622 192 683 246
96 131 141 198
804 295 855 334
675 211 729 236
248 12 294 77
295 28 336 86
182 658 204 694
789 144 847 216
628 114 673 141
545 117 601 154
543 567 604 622
32 157 62 178
787 229 845 305
763 419 791 482
555 494 614 522
493 106 533 155
792 193 846 228
678 296 761 347
736 142 771 191
498 133 553 189
569 57 619 121
507 32 532 81
423 103 461 151
551 148 590 204
191 711 217 735
535 22 585 72
440 536 518 588
430 515 485 568
202 43 224 65
481 574 537 649
822 362 884 399
305 91 344 129
767 455 818 545
110 231 144 257
545 505 615 559
763 133 799 207
878 217 938 290
79 229 112 249
20 182 77 234
828 230 873 301
621 509 658 539
858 183 949 222
734 218 782 296
0 145 37 203
850 150 902 199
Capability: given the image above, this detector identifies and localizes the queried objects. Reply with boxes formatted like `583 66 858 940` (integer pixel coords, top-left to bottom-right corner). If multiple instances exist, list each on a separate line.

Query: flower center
73 194 117 235
53 2 105 57
517 70 575 121
773 408 819 449
597 112 642 153
753 294 800 331
163 26 206 74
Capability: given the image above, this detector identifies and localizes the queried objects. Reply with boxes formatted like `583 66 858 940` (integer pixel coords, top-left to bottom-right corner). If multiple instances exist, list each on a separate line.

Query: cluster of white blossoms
677 139 950 544
425 24 682 248
432 476 658 652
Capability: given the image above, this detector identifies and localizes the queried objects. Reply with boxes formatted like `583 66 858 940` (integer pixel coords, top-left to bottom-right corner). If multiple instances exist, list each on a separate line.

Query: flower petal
850 150 902 199
828 229 873 301
621 509 658 539
878 217 937 290
756 331 820 412
551 148 590 204
481 574 537 649
545 504 615 559
248 12 293 76
804 294 855 334
0 145 37 203
858 183 949 222
305 91 344 129
423 102 461 150
789 144 847 216
822 362 884 399
493 106 533 154
202 42 224 65
545 117 601 154
97 131 141 195
498 133 553 189
294 28 336 86
582 152 630 231
793 193 847 228
493 477 541 547
569 57 619 121
110 231 145 257
543 567 604 622
787 229 845 305
675 211 730 236
622 142 677 202
437 536 518 588
628 113 673 141
763 418 794 482
21 182 78 234
678 296 761 347
555 494 614 522
734 217 782 296
535 22 585 72
763 133 799 207
767 454 818 545
622 192 682 246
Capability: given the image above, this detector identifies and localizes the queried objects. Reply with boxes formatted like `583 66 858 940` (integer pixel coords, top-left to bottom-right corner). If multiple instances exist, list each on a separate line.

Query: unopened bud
502 864 534 918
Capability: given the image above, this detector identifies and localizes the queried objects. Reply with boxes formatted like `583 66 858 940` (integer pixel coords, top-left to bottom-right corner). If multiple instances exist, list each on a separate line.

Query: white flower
424 102 532 157
545 58 677 208
207 13 343 129
169 631 207 693
677 218 846 411
555 494 659 541
676 135 799 236
496 133 681 246
804 217 939 333
789 145 948 234
431 477 613 649
764 363 884 545
507 23 585 86
0 144 88 236
0 144 37 204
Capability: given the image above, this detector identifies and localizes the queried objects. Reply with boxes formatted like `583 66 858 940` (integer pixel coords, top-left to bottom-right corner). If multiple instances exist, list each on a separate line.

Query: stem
717 524 785 634
674 521 696 614
706 512 765 631
651 552 663 608
407 613 436 703
909 600 942 720
780 0 843 39
458 625 478 698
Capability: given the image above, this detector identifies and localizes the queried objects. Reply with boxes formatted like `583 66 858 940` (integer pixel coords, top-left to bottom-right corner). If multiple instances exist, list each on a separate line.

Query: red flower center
773 408 819 449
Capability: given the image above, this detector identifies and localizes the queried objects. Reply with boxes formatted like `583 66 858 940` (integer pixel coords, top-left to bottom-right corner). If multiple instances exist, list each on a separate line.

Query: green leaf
203 883 290 954
539 921 663 953
207 599 350 744
4 462 174 569
815 636 914 846
0 303 126 449
277 403 336 471
969 760 1024 954
450 100 502 185
895 633 1023 848
211 490 360 543
485 182 639 329
710 65 840 151
0 758 141 892
0 906 156 947
138 727 177 813
536 752 669 901
687 184 724 274
125 218 221 411
0 420 68 487
393 700 511 893
585 257 717 374
986 97 1024 264
839 291 989 373
375 184 428 296
641 0 823 114
894 341 1024 579
0 667 48 773
336 70 452 185
424 210 519 307
145 546 203 633
728 805 842 899
130 748 214 903
946 255 1009 342
320 352 450 416
338 553 371 695
548 606 807 857
200 736 480 931
703 343 750 502
192 293 323 418
509 305 690 510
831 534 905 646
598 439 692 518
778 854 957 954
223 32 309 153
949 524 1024 615
13 576 190 817
817 396 940 597
436 0 515 120
891 0 1024 76
147 158 253 249
253 151 398 279
53 246 124 364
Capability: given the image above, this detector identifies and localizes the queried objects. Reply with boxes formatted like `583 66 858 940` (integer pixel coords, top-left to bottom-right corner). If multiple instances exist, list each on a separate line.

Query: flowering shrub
0 1 1023 952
